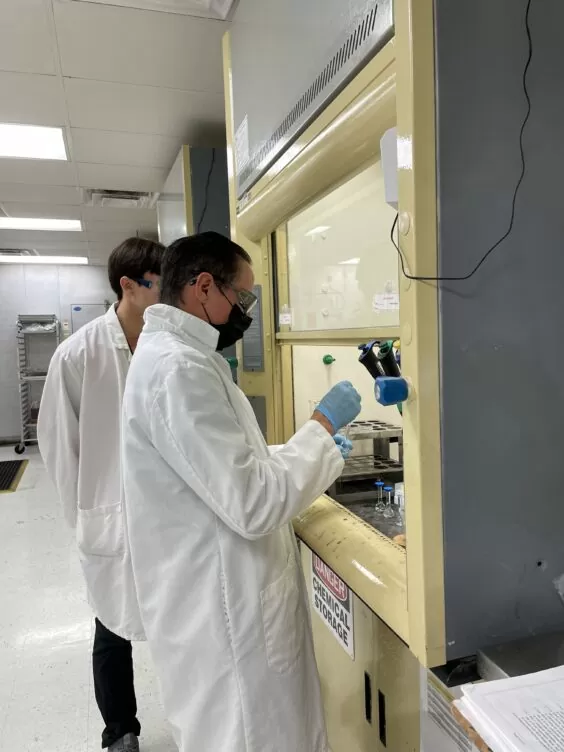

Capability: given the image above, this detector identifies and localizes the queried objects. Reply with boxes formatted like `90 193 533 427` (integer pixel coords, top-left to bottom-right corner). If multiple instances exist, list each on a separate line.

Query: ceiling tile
65 77 225 138
85 230 144 246
0 203 82 219
70 128 180 168
77 162 168 192
0 160 77 187
83 215 158 236
54 0 226 92
0 72 67 126
0 235 90 252
0 229 88 246
0 0 56 75
80 205 157 223
0 184 82 204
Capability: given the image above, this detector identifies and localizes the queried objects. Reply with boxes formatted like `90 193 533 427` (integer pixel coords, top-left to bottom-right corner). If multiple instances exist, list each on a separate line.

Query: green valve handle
226 356 239 369
322 354 336 365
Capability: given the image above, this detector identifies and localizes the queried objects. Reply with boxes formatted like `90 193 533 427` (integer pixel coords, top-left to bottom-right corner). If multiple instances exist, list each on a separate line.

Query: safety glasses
189 274 257 315
232 287 258 315
134 278 159 290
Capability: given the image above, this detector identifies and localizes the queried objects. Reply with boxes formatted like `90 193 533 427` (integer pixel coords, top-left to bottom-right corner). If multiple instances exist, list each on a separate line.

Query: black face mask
210 303 252 351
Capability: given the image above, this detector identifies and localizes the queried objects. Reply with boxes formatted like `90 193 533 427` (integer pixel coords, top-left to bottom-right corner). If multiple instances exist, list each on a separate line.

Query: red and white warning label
311 553 354 658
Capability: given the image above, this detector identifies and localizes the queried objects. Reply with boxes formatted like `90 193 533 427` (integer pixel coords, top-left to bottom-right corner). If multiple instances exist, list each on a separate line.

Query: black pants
93 618 141 748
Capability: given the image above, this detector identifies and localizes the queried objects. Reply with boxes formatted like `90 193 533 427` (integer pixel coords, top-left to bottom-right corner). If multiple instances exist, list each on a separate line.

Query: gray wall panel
436 0 564 658
189 147 230 237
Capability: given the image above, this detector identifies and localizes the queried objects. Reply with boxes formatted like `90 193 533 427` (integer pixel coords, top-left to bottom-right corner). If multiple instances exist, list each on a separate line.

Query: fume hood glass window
285 161 399 331
292 344 404 542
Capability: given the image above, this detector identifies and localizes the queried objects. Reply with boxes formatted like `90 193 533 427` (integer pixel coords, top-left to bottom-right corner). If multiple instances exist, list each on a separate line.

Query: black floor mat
0 460 27 492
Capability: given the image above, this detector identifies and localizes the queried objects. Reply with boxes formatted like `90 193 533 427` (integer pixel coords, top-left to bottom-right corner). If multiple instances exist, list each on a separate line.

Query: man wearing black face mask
191 256 255 352
121 232 362 752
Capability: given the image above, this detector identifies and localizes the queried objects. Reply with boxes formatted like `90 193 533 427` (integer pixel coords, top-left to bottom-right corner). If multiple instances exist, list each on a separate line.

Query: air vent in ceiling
83 189 159 209
71 0 236 20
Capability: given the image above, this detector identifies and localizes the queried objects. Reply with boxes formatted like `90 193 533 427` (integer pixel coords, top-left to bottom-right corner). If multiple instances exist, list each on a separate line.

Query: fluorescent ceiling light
0 217 82 231
0 255 88 265
339 257 361 265
0 124 67 161
305 225 331 238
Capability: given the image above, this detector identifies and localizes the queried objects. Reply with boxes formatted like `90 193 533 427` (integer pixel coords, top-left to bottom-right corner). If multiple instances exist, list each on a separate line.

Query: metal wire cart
15 314 61 454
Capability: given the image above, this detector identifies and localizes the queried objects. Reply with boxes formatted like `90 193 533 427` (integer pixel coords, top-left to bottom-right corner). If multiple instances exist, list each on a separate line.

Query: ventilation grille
83 189 159 209
237 1 393 198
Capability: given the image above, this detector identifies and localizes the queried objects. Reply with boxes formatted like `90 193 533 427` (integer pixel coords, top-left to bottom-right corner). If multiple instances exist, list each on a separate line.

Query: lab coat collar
144 303 219 351
105 302 130 351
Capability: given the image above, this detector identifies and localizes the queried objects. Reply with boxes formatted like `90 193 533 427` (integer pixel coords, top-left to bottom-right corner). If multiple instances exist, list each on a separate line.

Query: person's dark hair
107 237 165 300
160 232 252 307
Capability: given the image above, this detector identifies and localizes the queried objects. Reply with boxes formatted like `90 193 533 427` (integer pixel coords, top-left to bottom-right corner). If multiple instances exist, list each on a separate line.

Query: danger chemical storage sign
312 553 354 658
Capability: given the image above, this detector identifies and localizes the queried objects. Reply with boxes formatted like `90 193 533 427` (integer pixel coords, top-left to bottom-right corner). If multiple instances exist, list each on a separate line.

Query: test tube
383 485 394 518
395 483 405 529
374 480 385 511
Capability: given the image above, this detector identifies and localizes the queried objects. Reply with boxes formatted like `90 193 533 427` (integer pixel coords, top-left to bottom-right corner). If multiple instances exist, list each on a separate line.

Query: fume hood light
71 0 236 20
0 124 67 161
0 218 82 232
0 255 88 265
339 257 361 265
305 226 331 239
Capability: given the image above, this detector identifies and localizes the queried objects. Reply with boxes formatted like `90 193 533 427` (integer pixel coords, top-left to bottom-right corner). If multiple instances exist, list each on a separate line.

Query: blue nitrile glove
333 434 353 459
316 381 362 432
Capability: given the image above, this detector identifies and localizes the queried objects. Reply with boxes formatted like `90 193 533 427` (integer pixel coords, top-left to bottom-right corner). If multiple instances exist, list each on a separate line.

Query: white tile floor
0 446 176 752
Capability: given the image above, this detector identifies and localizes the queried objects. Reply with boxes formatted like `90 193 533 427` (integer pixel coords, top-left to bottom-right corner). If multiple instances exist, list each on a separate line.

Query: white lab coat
122 304 344 752
38 304 144 640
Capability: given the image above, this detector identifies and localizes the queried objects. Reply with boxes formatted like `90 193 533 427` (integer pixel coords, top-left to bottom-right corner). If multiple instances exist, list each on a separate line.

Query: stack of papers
454 665 564 752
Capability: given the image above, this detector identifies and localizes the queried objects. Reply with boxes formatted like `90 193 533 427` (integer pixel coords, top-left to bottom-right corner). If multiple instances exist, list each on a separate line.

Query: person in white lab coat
38 237 165 752
121 232 362 752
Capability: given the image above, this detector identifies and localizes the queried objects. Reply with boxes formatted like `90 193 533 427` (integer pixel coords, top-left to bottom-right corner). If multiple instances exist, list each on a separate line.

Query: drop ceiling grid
0 0 229 261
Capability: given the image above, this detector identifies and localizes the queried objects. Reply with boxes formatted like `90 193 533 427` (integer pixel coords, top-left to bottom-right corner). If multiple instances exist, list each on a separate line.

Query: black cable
196 148 216 233
391 0 533 283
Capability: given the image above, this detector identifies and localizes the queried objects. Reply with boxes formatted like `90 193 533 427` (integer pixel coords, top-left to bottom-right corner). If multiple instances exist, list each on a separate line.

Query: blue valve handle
374 376 409 407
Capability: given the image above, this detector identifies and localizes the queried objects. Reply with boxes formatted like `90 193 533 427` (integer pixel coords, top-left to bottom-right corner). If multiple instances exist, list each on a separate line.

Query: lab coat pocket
261 559 304 674
76 503 125 557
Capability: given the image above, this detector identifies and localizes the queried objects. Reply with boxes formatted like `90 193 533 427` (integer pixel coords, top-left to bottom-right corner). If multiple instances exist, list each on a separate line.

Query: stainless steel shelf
15 313 60 454
18 330 58 337
341 454 403 480
18 314 58 323
20 375 47 382
347 419 403 440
